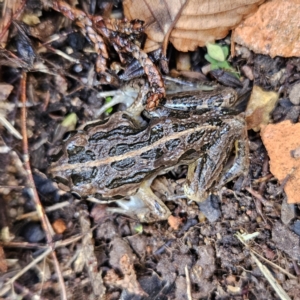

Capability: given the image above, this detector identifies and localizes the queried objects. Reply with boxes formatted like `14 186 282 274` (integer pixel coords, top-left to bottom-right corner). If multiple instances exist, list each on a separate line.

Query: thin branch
20 72 67 300
3 247 52 288
185 265 192 300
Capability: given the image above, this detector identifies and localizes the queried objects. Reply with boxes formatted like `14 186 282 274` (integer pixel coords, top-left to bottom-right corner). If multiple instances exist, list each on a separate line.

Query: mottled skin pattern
49 87 249 222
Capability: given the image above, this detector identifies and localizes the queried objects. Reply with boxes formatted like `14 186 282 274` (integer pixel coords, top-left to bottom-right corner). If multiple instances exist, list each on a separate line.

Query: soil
1 1 300 300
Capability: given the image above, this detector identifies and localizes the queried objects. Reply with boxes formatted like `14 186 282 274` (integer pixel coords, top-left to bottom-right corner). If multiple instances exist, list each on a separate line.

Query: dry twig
19 72 67 300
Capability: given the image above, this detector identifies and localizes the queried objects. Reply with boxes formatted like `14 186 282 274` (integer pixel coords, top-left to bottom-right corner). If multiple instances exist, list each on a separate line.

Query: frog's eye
229 94 237 104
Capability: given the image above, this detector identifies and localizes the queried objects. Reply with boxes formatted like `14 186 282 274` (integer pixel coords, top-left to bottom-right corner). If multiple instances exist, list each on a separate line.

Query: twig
245 187 273 208
0 0 26 43
161 0 189 57
236 233 297 279
20 72 67 300
16 199 80 220
185 265 192 300
3 247 52 289
250 253 291 300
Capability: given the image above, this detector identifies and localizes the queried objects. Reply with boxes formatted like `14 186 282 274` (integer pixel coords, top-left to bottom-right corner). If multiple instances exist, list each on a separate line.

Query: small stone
281 197 295 225
198 194 221 222
292 220 300 236
241 65 254 81
21 222 45 243
289 83 300 105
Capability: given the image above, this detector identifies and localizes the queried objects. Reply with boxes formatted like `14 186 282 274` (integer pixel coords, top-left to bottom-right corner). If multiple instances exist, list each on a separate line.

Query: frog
49 83 249 222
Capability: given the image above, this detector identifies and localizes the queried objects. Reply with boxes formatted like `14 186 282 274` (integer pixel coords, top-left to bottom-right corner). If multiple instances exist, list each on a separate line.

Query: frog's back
49 109 234 198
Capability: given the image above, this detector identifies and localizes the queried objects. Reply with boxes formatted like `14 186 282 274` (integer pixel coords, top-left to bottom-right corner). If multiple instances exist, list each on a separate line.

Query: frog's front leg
184 116 249 202
107 177 171 223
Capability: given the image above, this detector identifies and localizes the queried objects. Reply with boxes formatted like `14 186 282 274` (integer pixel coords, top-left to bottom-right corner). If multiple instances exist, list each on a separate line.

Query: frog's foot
106 179 171 223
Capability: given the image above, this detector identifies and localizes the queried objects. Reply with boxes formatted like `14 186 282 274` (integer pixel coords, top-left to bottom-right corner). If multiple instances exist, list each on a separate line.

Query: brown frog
49 85 249 222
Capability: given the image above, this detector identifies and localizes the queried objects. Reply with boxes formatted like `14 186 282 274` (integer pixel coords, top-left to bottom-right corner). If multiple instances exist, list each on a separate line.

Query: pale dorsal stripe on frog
50 124 219 173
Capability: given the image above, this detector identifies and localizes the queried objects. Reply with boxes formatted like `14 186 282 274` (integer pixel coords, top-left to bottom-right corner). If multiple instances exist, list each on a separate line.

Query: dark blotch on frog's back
88 126 141 143
140 148 164 159
105 169 151 189
187 130 206 144
108 125 164 157
49 149 64 163
172 122 198 132
111 157 136 171
71 167 98 186
165 138 181 151
67 146 96 164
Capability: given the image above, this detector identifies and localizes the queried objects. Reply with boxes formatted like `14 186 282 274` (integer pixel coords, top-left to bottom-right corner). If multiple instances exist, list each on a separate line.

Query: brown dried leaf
0 246 7 273
124 0 265 52
168 215 183 230
0 83 13 102
79 210 106 298
233 0 300 58
0 0 24 46
245 86 279 132
104 254 148 297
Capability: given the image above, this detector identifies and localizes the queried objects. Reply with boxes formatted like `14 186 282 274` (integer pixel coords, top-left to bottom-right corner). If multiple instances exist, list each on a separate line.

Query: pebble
289 83 300 105
21 222 45 243
292 220 300 236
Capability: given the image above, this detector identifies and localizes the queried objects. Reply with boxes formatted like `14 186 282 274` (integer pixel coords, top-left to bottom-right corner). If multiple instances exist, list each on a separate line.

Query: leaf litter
0 0 300 299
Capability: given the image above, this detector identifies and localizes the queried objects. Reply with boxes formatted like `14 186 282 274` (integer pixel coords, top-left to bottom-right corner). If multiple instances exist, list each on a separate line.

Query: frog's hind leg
184 117 249 202
216 136 249 190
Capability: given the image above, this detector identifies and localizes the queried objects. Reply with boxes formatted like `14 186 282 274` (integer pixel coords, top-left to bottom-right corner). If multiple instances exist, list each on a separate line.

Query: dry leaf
261 121 300 204
233 0 300 58
79 210 106 298
104 254 148 297
124 0 265 52
0 83 13 101
168 215 183 230
0 83 22 139
245 86 278 132
0 246 7 273
52 218 67 234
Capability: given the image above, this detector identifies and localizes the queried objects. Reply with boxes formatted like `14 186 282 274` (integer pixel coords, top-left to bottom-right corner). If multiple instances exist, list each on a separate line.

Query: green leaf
204 54 218 64
134 224 143 234
221 46 229 58
105 97 113 114
218 61 231 69
206 42 226 62
61 113 77 130
210 63 219 70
